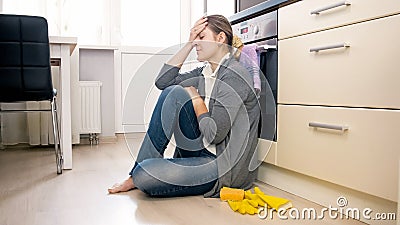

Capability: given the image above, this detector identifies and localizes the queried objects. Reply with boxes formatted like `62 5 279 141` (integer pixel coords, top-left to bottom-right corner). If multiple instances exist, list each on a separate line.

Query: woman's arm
155 64 203 90
155 17 208 90
166 43 194 68
166 17 207 68
184 86 208 117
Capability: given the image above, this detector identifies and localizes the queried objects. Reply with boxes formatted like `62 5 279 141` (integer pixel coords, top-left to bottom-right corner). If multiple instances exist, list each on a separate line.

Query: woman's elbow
208 127 229 145
212 131 229 145
154 77 172 90
154 81 166 90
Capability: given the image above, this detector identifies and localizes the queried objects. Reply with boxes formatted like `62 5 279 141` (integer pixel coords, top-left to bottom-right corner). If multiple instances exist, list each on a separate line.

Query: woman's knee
161 85 188 102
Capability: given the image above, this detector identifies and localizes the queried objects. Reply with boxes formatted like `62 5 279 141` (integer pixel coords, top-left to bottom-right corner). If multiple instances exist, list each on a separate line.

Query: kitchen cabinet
279 14 400 109
279 0 400 39
121 50 171 132
277 1 400 201
278 104 400 201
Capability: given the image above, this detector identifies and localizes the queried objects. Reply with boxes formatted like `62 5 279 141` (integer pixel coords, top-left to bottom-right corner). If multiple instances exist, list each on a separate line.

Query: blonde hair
232 35 244 59
232 35 244 49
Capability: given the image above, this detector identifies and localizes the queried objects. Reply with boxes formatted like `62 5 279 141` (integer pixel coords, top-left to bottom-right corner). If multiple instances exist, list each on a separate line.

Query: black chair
0 14 63 174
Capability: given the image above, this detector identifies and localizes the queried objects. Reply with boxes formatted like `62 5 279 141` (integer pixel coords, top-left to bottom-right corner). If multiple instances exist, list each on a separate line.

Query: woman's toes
108 178 135 194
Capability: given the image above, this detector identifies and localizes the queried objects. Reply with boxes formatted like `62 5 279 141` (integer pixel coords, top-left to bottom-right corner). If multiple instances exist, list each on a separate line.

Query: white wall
79 48 116 138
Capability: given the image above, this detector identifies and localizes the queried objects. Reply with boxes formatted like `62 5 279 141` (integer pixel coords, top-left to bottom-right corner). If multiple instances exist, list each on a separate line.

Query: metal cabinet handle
310 1 351 15
309 122 349 131
310 43 350 52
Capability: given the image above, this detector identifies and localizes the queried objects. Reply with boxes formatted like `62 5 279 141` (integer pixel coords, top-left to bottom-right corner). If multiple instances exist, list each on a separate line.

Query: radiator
79 81 102 137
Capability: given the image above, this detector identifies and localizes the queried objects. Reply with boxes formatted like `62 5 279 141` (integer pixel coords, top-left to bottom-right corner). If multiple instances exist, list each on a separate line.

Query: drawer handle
310 43 350 52
309 122 349 131
310 1 351 15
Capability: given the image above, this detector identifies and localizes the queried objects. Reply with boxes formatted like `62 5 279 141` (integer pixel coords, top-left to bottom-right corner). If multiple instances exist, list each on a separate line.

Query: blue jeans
129 85 217 197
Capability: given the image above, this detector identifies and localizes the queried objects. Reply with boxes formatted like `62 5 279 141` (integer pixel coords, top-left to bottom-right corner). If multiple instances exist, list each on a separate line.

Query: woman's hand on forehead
189 17 208 43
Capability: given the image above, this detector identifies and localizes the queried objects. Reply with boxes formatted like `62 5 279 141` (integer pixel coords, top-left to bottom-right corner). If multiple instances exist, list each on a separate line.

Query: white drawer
278 14 400 109
277 105 400 201
279 0 400 39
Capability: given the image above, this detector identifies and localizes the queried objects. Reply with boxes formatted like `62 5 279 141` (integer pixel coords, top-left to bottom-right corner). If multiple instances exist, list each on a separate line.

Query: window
60 0 109 45
190 0 235 27
2 0 109 45
1 0 235 47
120 0 181 47
206 0 235 18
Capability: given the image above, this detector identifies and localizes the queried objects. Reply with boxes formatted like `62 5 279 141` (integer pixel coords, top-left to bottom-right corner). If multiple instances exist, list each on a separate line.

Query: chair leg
51 96 63 174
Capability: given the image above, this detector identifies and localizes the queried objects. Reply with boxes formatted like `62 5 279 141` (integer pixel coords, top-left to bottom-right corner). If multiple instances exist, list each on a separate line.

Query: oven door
257 41 277 141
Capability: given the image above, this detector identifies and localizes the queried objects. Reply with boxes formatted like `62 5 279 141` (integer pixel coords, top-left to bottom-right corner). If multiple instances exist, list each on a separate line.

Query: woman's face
193 27 221 62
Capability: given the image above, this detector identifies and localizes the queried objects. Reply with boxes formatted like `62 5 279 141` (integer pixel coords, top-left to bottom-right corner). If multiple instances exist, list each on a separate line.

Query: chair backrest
0 14 53 102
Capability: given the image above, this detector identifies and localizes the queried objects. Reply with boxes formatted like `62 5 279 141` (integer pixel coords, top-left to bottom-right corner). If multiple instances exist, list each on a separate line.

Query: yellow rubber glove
228 199 258 215
254 187 293 211
245 190 267 207
222 187 258 215
227 200 240 211
223 186 292 215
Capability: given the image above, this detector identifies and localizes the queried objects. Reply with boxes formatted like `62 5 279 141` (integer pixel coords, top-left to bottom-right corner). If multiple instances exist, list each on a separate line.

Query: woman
108 15 260 198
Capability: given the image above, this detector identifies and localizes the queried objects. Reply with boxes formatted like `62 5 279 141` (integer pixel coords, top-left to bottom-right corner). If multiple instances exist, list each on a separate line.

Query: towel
239 44 261 94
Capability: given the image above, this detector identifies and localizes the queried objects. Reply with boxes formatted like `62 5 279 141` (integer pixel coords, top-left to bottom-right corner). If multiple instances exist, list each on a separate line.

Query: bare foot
108 177 135 194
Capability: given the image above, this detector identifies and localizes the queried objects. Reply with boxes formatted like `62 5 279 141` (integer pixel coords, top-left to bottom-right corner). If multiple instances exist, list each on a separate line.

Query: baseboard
79 134 118 144
257 162 397 225
79 133 145 144
116 132 145 140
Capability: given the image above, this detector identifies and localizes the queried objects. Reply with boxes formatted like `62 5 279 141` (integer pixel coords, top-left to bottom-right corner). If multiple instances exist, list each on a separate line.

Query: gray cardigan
155 55 260 197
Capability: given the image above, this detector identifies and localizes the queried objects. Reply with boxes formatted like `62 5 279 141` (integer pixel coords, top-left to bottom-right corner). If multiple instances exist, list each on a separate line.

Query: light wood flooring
0 136 366 225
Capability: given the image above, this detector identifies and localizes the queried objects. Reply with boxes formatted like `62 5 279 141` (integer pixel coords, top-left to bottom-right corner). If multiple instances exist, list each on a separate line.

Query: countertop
229 0 300 24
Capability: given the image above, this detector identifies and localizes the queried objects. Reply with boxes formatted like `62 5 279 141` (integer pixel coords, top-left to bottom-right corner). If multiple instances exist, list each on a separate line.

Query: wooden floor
0 136 366 225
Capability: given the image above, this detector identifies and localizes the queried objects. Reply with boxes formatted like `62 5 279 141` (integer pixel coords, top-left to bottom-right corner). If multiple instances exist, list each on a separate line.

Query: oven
230 9 278 142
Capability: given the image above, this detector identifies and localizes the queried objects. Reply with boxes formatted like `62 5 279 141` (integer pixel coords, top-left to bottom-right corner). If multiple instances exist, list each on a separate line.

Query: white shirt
201 53 230 155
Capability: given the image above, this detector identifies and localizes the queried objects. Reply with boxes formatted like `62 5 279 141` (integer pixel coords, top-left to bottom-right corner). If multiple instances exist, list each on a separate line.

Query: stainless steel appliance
231 9 278 141
235 0 272 13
